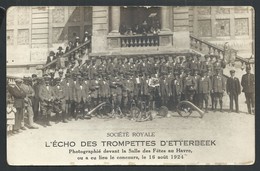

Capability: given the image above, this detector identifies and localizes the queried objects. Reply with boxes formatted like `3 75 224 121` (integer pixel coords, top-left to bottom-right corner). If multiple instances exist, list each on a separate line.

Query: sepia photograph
6 6 255 165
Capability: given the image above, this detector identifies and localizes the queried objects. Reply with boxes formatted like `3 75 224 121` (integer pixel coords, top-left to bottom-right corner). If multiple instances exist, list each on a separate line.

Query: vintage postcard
6 6 255 165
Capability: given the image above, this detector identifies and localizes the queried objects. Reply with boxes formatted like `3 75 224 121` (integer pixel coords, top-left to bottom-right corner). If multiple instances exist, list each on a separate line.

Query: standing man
8 79 27 133
226 70 241 113
21 77 39 129
39 77 54 127
241 66 255 114
212 68 226 112
198 71 212 112
183 70 196 102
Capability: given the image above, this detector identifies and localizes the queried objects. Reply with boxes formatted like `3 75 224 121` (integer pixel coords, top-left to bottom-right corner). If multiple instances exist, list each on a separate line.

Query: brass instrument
177 101 204 118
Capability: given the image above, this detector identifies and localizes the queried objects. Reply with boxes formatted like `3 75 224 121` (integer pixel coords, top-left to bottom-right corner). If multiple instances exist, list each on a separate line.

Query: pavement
7 98 254 165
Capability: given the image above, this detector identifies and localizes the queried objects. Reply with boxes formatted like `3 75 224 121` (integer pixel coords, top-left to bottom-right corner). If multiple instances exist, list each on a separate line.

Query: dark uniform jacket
172 78 183 96
226 77 241 95
74 83 88 103
198 76 212 94
90 80 100 98
212 75 225 93
99 80 110 98
159 78 169 97
241 73 255 93
61 79 76 101
39 84 54 102
52 85 66 101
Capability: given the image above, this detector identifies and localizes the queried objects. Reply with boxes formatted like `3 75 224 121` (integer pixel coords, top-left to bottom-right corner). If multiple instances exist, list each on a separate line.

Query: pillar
160 6 170 32
110 6 121 34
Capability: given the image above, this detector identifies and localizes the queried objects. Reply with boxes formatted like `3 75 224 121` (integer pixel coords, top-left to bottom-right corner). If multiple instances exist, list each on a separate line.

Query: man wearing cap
241 66 255 114
123 73 135 113
188 54 199 75
105 57 114 75
46 51 57 69
52 78 68 123
183 69 197 101
99 74 110 104
97 57 106 75
212 68 226 112
20 77 39 129
140 73 150 109
74 76 88 120
200 55 213 72
193 69 201 106
159 73 170 106
90 58 98 80
61 73 74 120
110 74 123 116
172 71 183 110
159 57 168 75
198 70 212 112
57 69 64 82
8 78 27 133
226 69 241 113
213 55 226 75
89 74 100 112
49 69 56 87
39 77 54 126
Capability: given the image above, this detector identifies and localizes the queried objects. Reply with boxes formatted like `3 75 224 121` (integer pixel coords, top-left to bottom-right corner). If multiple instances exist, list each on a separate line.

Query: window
235 18 249 36
198 20 211 37
216 19 230 36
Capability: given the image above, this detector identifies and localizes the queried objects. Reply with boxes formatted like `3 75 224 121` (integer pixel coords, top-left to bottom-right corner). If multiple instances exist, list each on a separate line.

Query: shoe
29 125 39 129
21 127 27 130
46 122 52 126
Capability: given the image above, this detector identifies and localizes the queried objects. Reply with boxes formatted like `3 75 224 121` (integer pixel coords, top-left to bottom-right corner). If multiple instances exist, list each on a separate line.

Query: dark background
0 0 258 170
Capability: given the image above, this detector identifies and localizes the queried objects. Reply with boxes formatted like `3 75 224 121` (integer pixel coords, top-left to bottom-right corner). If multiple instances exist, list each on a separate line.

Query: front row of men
8 63 254 133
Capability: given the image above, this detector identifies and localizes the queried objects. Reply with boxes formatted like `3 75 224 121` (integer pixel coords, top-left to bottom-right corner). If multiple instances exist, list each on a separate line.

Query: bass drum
158 106 168 117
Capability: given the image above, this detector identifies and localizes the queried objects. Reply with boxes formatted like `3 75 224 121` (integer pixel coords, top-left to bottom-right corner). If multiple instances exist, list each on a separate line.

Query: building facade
6 6 254 76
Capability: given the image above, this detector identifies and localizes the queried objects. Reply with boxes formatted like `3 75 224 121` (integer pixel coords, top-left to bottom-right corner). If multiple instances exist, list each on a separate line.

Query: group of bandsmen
7 52 255 134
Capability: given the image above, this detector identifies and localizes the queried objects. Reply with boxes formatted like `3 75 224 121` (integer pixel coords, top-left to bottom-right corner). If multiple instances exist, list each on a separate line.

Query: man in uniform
183 70 196 102
172 71 183 110
61 73 74 121
90 74 100 112
8 79 27 133
110 74 123 116
39 76 54 126
198 70 212 112
52 78 68 123
124 73 135 113
241 66 255 114
140 73 150 109
74 75 88 120
193 69 201 106
226 69 241 113
159 72 169 106
212 68 226 112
